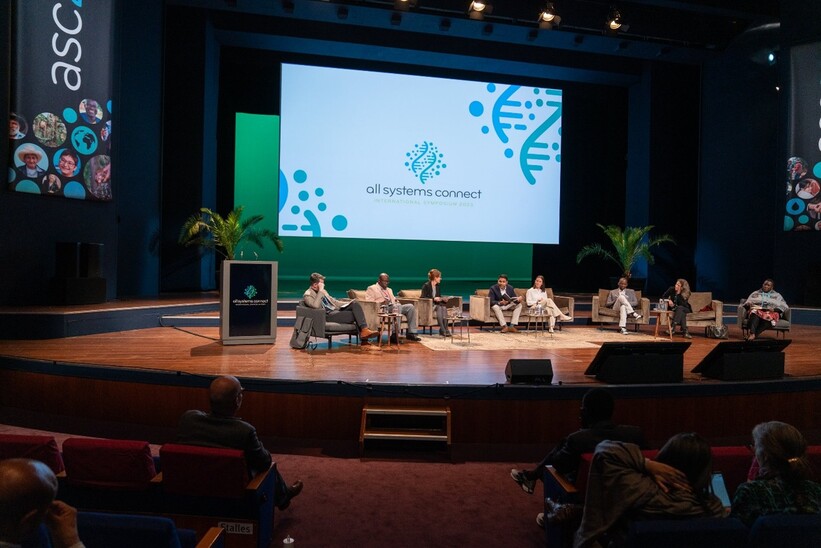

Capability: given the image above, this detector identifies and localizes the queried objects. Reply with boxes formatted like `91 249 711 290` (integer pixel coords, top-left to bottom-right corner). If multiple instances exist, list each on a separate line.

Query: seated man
741 278 788 341
365 273 421 342
606 277 643 335
303 272 378 343
0 458 85 548
489 274 523 333
510 388 644 495
177 376 303 510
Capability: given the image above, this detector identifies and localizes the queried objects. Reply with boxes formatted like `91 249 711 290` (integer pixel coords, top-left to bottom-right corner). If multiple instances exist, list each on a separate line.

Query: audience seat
60 437 158 512
628 517 748 547
158 443 275 548
0 433 65 473
76 511 225 548
747 513 821 548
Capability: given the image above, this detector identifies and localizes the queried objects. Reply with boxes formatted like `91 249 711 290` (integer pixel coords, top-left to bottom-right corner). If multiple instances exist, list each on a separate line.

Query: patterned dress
730 478 821 527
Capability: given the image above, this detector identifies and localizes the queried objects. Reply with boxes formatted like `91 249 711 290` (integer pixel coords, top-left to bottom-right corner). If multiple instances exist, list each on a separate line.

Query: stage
1 295 820 456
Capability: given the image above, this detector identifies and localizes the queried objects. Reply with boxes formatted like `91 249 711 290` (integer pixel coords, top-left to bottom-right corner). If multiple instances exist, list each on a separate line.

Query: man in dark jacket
510 388 644 494
177 375 303 510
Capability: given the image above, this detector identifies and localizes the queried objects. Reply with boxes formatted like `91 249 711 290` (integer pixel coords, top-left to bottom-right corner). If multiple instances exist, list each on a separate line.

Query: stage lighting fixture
767 51 776 64
538 2 561 30
607 6 623 31
394 0 417 12
468 1 492 20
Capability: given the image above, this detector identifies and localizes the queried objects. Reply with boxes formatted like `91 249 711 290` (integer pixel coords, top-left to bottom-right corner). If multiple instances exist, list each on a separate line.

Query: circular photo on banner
54 148 81 178
9 112 28 140
84 154 111 200
33 112 67 147
41 174 62 195
13 142 48 180
80 99 103 124
796 178 820 200
787 156 808 182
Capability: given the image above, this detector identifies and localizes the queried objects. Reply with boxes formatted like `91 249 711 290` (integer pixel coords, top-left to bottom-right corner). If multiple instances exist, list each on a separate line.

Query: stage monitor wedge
692 339 791 381
585 342 691 384
505 359 553 385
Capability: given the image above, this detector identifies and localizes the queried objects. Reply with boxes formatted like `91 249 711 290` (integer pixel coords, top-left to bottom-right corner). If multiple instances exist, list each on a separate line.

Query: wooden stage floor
1 323 820 387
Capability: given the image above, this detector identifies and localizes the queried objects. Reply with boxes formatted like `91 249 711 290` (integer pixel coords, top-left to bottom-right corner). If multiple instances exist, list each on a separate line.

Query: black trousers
327 302 368 330
671 306 689 330
746 313 771 337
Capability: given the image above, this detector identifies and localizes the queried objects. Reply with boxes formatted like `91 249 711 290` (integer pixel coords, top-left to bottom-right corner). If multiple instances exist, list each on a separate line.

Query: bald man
177 375 303 510
365 273 421 342
0 458 84 548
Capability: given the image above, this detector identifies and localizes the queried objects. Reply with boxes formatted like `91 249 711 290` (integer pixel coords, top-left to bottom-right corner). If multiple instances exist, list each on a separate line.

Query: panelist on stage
741 278 789 341
605 277 642 335
302 273 378 342
365 273 421 342
421 268 451 337
489 274 522 333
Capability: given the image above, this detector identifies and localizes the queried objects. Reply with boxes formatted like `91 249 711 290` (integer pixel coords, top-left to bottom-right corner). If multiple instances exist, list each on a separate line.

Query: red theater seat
0 434 65 473
62 437 157 490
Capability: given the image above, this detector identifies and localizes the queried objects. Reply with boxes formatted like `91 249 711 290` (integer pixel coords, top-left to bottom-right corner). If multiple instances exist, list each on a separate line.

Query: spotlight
767 51 776 65
606 6 623 31
538 2 561 30
468 1 492 20
394 0 417 12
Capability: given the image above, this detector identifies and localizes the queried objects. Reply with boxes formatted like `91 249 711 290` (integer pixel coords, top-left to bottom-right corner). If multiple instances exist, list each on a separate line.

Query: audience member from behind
0 458 84 548
510 388 644 494
177 375 304 510
574 433 724 548
740 279 789 342
730 421 821 527
662 278 692 339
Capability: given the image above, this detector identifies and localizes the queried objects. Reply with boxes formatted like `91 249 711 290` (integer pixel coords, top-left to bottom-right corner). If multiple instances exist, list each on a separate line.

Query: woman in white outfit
525 275 572 333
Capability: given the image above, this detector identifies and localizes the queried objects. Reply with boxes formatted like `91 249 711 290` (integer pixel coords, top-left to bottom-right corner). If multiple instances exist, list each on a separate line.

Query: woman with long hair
730 421 821 527
525 275 572 334
663 278 692 339
421 268 451 337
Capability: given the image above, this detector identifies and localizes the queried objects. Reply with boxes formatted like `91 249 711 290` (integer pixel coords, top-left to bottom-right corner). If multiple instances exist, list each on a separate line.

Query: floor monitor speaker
692 340 791 380
584 342 691 384
505 359 553 385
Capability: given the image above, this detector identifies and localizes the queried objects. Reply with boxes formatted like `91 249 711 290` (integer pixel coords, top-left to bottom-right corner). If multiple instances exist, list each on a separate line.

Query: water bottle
536 304 543 316
658 299 665 311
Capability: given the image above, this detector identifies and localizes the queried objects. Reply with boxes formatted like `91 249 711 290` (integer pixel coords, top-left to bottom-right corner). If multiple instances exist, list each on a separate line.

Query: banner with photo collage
7 0 113 201
785 42 821 231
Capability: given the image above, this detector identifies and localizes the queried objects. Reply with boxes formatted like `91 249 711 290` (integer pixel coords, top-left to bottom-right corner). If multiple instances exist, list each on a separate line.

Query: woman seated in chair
730 421 821 527
741 279 788 341
421 268 451 337
573 432 724 548
525 275 571 334
662 278 692 339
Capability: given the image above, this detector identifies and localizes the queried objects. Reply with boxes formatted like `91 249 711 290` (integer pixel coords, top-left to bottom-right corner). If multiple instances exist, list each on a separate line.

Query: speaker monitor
692 340 791 381
584 342 691 384
505 359 553 385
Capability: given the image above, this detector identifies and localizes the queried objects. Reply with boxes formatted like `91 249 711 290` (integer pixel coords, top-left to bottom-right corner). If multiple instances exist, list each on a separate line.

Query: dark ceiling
362 0 780 51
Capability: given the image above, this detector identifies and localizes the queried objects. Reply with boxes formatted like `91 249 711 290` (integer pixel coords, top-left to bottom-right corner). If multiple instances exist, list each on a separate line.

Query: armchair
158 443 275 548
294 304 359 347
346 289 405 333
396 289 462 334
737 303 791 339
685 292 724 336
470 288 573 330
591 289 650 331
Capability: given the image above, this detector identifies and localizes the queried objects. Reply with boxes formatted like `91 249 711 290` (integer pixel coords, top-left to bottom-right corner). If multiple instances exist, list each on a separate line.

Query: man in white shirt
365 273 421 342
606 277 642 335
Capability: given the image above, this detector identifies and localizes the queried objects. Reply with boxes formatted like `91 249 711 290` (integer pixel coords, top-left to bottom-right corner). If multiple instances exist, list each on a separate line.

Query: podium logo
244 285 258 299
404 141 447 184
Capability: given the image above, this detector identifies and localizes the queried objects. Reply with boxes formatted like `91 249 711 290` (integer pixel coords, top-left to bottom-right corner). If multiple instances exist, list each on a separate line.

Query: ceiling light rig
393 0 417 12
538 2 561 30
468 1 492 21
606 6 628 33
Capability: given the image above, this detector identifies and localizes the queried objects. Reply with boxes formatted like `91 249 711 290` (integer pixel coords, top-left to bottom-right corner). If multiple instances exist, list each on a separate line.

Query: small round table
446 313 470 344
651 309 673 341
525 313 551 336
377 313 403 349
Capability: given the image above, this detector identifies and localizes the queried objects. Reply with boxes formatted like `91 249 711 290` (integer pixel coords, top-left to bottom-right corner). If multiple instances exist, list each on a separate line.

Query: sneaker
510 469 535 494
683 330 692 339
548 327 555 334
632 312 643 321
406 333 421 342
536 512 545 528
559 314 573 322
620 327 629 335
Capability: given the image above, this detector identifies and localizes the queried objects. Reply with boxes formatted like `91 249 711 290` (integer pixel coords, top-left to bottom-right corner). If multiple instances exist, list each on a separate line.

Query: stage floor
1 323 820 386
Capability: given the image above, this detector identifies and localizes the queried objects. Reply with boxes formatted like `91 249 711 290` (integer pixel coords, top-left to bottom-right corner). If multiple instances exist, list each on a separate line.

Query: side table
377 313 402 349
651 309 673 341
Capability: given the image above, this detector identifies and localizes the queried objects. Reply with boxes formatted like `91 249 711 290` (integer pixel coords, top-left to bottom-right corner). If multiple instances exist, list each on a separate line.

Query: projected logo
244 285 258 299
404 141 447 184
469 84 562 185
279 168 349 237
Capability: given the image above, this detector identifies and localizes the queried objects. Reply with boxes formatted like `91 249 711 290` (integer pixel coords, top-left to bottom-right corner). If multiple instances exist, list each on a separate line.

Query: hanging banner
784 42 821 231
7 0 113 201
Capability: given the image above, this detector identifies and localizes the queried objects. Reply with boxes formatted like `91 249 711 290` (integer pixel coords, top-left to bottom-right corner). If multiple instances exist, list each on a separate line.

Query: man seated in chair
0 458 85 548
365 273 421 342
606 277 643 335
489 274 523 333
177 376 304 511
303 272 378 344
741 278 788 341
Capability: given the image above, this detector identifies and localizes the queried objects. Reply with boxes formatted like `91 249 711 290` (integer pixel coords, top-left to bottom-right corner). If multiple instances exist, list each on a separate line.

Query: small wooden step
360 405 451 455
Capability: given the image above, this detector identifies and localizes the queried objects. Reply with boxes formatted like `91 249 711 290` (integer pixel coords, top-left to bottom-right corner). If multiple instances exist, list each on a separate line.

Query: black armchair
294 304 359 347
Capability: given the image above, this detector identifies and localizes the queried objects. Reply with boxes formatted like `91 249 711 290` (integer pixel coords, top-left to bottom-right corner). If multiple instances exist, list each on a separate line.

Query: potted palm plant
576 224 674 288
178 206 284 260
